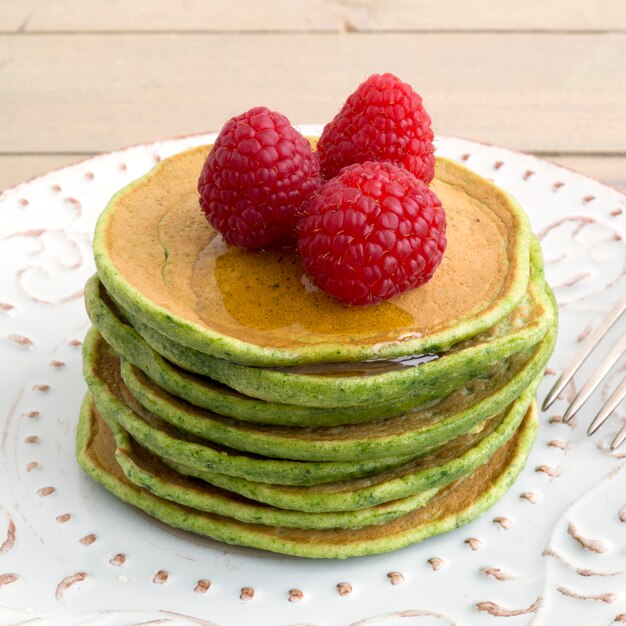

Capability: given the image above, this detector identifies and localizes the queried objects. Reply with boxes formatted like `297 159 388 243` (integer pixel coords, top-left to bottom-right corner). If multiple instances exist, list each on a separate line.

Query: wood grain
0 3 624 191
0 0 39 32
1 33 625 155
0 155 89 191
2 0 626 32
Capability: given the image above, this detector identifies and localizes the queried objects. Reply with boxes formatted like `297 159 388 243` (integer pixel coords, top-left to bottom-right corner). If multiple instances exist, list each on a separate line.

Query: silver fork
542 292 626 448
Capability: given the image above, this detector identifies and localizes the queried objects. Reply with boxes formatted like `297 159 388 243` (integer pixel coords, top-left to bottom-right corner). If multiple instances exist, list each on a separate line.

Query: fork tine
611 421 626 450
562 333 626 423
588 376 626 435
542 292 626 411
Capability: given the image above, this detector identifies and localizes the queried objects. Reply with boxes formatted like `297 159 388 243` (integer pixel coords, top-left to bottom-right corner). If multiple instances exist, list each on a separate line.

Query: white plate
0 130 625 626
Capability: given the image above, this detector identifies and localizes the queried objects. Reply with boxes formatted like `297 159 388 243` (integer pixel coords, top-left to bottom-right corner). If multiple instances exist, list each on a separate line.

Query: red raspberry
297 161 446 306
317 73 435 183
198 106 322 250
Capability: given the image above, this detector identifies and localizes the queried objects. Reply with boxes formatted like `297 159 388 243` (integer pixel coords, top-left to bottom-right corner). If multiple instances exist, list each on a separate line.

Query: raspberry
317 73 435 183
198 106 322 250
297 161 446 306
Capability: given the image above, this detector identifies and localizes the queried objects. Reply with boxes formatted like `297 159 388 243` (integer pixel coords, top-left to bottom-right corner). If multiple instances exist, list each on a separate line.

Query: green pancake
84 306 554 462
90 397 440 530
77 393 538 558
85 275 448 427
123 330 553 462
143 377 539 513
112 240 550 409
93 146 532 367
87 239 552 412
83 328 418 486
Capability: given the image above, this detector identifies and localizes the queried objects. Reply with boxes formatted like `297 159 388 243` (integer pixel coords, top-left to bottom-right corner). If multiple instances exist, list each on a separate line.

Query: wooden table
1 0 625 191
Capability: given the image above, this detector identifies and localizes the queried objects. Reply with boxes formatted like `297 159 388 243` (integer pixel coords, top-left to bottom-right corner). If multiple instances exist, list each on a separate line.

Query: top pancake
94 144 531 366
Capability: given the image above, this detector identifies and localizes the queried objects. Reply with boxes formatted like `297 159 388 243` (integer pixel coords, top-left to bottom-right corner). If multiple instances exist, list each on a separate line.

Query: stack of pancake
78 145 557 558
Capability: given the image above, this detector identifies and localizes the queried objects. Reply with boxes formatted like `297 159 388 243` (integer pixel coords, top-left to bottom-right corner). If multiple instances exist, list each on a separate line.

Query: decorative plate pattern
0 129 625 626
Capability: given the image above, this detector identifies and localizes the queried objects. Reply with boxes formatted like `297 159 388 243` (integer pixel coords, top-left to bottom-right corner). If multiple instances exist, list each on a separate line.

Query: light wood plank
1 33 625 154
2 154 624 195
348 0 626 32
3 0 626 33
0 0 39 32
10 0 343 33
0 154 90 191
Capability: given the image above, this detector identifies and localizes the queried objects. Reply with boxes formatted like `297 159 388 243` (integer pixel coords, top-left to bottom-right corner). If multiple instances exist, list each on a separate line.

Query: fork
542 292 626 449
